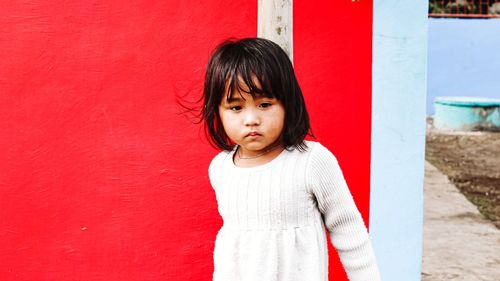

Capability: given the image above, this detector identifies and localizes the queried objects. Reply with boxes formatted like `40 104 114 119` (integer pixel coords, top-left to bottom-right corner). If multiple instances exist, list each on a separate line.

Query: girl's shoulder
209 149 232 170
208 150 233 188
303 140 333 156
302 140 339 166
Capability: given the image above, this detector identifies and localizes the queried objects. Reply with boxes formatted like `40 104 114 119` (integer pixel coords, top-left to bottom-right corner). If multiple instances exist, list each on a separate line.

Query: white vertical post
257 0 293 62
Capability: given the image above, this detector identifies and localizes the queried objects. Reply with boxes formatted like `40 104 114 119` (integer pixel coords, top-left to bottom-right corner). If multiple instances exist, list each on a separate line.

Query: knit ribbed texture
208 141 381 281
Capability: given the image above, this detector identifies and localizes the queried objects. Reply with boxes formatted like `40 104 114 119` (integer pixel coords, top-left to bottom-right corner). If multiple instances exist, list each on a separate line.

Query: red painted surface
295 1 373 281
0 1 373 280
0 1 255 280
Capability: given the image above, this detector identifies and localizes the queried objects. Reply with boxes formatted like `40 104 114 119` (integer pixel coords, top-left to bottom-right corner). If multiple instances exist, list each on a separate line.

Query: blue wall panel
371 1 428 280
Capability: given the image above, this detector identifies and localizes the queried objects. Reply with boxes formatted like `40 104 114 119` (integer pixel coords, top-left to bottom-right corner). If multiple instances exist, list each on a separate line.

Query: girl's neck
233 144 285 168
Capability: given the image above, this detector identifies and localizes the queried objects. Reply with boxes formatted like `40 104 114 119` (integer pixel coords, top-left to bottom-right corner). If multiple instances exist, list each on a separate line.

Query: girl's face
218 79 285 157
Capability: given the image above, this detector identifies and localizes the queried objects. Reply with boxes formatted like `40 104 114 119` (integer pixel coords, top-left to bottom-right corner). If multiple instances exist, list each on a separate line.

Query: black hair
202 37 313 151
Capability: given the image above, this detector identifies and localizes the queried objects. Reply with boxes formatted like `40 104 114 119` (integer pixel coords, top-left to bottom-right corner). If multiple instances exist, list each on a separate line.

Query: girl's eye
230 106 242 111
259 102 272 108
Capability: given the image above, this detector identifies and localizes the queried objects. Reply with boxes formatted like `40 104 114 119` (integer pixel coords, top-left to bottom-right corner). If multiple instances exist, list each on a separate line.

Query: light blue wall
427 18 500 116
370 1 428 281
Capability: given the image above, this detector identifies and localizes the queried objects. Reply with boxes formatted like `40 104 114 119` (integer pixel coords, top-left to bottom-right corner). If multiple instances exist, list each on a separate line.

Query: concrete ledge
422 161 500 281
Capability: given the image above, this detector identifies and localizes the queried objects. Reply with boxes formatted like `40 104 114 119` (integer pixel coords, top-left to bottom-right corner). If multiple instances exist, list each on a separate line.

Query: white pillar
257 0 293 62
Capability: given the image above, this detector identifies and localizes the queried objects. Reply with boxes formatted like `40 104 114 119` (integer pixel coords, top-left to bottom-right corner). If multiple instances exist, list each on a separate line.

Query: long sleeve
307 143 381 281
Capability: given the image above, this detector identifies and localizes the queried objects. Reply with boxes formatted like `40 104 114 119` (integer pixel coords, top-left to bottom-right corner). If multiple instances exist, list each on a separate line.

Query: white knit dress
208 141 381 281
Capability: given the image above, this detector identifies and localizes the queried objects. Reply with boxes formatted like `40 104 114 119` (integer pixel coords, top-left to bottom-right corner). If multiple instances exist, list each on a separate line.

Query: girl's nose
243 109 260 126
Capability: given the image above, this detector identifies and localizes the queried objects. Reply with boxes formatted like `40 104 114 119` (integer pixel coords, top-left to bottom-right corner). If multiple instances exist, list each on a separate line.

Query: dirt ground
425 118 500 229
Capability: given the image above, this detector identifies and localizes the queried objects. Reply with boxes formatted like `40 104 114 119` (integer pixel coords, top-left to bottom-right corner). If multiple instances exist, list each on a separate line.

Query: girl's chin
239 142 280 154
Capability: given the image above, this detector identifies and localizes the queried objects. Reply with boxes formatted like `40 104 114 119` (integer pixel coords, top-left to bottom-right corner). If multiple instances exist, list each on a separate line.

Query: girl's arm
307 143 381 281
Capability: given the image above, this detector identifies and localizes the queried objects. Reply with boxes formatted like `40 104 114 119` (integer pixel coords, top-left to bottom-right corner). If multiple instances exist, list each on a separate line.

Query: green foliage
446 0 475 14
429 0 500 15
490 3 500 14
429 1 446 14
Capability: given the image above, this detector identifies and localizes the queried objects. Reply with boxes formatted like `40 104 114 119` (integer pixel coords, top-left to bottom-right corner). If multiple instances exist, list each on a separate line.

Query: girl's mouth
247 132 261 137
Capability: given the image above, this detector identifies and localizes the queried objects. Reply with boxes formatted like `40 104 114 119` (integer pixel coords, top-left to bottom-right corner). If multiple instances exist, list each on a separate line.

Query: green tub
434 96 500 131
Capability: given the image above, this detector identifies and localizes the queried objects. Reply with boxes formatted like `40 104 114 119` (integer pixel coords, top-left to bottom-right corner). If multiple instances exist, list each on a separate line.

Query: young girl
202 38 381 281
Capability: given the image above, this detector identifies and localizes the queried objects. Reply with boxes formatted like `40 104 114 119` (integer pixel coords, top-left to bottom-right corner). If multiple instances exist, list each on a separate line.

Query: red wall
295 1 373 280
0 1 372 280
0 1 255 280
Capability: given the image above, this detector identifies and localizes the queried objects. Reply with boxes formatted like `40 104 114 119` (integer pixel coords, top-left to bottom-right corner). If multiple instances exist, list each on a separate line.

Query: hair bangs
222 54 276 103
